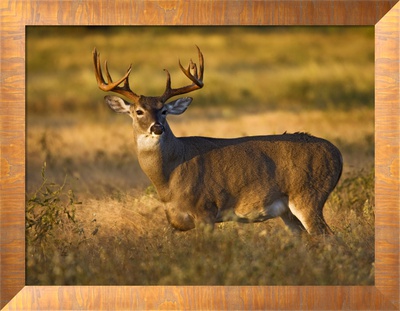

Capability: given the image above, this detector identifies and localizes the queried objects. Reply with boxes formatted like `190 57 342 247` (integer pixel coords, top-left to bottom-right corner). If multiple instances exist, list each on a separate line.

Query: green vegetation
26 27 375 285
26 163 80 238
26 163 83 267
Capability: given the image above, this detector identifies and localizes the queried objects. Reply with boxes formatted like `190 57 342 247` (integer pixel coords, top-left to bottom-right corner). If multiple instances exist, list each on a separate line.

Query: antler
93 48 140 102
160 45 204 103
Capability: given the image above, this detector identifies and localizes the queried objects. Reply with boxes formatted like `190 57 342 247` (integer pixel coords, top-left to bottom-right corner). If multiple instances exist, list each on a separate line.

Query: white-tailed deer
93 46 342 235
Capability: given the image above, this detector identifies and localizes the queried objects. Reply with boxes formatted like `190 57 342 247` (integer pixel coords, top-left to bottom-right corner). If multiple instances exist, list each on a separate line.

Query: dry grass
26 170 375 285
26 108 374 286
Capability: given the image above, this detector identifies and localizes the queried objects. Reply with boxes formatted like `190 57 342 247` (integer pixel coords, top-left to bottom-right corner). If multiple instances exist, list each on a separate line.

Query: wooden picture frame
1 1 399 310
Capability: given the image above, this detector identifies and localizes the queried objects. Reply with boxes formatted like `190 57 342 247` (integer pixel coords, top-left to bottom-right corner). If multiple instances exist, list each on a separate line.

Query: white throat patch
136 133 162 152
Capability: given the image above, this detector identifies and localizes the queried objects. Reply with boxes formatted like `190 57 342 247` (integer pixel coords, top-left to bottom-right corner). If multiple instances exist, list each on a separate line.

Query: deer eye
136 110 144 116
161 109 167 115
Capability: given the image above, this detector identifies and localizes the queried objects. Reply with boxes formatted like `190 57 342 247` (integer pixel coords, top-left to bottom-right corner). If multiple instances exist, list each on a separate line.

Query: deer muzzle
150 122 165 136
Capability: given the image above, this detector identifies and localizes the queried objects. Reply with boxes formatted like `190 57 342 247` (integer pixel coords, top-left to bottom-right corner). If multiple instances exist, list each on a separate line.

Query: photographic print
26 26 375 286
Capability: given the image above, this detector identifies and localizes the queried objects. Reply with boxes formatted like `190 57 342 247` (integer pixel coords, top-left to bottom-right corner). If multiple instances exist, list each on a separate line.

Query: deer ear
165 97 192 115
104 95 131 114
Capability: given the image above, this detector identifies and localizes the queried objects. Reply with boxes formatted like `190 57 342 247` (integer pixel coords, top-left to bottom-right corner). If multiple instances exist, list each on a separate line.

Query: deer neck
133 123 184 197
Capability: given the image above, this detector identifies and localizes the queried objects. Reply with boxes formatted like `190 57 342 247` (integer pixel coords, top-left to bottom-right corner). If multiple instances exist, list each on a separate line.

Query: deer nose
150 122 164 135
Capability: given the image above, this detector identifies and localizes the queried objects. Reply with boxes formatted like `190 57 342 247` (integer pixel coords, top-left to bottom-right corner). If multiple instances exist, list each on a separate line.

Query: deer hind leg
288 195 332 235
260 198 306 234
280 210 307 234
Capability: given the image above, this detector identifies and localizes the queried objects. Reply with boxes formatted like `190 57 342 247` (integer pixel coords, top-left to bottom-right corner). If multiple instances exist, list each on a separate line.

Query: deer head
93 46 204 137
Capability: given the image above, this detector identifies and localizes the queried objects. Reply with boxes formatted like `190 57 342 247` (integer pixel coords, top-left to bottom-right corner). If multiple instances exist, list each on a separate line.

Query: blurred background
27 26 374 114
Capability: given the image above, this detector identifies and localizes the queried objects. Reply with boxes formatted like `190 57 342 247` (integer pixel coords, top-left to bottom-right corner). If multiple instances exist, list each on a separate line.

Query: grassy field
26 27 375 285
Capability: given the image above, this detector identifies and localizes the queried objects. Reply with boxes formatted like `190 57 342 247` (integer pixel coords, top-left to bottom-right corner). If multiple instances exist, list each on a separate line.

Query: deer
93 46 343 235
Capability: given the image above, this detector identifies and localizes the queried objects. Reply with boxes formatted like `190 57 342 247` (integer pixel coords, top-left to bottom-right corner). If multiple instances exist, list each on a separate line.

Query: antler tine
104 60 113 84
92 48 139 101
164 68 172 91
179 46 204 84
160 46 204 103
179 60 199 83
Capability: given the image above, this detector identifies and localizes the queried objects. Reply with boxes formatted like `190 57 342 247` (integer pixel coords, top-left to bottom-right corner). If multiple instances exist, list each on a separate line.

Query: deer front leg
164 207 196 231
164 201 218 232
